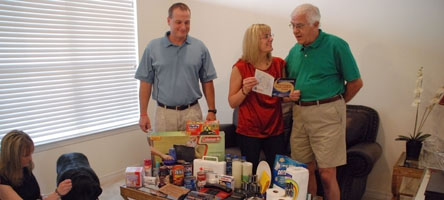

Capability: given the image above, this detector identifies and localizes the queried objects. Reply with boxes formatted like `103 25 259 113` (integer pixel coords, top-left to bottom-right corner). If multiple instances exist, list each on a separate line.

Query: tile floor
100 178 126 200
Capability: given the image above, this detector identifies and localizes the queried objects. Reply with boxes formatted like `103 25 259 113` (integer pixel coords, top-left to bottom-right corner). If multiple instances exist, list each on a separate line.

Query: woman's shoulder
0 173 11 186
272 57 285 64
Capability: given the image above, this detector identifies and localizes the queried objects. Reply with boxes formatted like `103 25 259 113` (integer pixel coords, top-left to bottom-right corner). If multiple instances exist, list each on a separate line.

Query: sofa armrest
345 142 382 177
220 123 237 148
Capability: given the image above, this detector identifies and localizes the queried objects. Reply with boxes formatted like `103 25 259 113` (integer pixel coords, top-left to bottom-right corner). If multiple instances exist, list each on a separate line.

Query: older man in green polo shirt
286 4 363 200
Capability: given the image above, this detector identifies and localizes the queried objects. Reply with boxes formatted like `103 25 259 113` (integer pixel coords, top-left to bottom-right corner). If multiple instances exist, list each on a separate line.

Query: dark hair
168 2 191 18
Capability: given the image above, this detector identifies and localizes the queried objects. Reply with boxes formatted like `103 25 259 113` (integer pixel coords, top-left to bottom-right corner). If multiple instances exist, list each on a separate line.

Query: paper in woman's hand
252 70 274 96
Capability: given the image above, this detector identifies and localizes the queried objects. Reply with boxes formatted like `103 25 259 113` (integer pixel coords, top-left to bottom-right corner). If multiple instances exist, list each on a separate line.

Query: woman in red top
228 24 300 171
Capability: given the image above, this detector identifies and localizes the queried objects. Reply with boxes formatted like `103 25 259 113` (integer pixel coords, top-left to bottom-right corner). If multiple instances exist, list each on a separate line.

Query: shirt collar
162 31 191 47
299 29 324 51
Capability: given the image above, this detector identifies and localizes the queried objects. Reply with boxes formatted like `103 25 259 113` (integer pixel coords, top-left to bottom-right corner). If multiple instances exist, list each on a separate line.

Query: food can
196 170 206 190
184 176 196 191
183 162 192 176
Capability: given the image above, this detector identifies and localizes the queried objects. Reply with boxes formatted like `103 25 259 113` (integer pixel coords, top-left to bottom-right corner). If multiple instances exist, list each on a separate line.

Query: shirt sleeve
134 44 155 83
199 45 217 83
335 40 361 81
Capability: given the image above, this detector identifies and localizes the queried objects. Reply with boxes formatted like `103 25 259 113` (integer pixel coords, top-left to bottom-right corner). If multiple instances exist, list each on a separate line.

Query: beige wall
137 0 444 199
31 0 444 198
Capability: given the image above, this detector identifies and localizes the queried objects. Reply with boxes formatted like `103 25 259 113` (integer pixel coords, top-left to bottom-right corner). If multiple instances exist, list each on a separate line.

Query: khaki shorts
154 102 203 132
290 99 346 168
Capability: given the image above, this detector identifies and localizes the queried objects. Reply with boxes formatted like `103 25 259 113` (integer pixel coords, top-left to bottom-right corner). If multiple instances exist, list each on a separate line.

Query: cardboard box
149 131 225 166
125 167 143 188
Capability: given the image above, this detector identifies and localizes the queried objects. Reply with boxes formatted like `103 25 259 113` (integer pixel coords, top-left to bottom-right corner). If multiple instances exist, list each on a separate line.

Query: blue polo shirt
135 32 217 106
285 30 360 101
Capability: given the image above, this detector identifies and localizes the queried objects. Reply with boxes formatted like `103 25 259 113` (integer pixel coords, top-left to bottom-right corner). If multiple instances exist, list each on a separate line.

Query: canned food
172 165 184 186
184 176 196 191
183 162 192 177
196 170 206 190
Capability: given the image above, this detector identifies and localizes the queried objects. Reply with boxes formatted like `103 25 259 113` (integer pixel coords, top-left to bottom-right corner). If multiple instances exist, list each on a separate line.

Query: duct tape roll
266 187 285 199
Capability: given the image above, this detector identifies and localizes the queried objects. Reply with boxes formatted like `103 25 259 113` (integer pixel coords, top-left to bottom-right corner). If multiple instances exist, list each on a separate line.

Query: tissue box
125 167 143 188
149 131 225 166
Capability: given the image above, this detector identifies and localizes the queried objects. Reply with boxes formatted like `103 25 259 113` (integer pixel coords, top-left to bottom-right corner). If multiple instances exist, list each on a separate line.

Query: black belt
295 95 342 106
157 100 198 110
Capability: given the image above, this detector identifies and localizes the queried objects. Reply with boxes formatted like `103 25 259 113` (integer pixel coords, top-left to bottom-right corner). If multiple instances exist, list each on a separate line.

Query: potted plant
395 67 444 160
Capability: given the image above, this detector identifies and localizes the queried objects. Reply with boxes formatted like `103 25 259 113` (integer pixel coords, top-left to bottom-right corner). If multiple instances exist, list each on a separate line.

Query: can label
184 176 196 191
184 162 192 177
172 165 184 186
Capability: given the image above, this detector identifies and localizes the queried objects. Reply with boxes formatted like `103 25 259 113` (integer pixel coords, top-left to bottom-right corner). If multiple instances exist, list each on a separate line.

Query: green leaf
416 134 431 141
395 135 411 141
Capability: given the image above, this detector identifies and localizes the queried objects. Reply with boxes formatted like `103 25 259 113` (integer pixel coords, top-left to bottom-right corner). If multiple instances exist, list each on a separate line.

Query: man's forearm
202 81 216 109
139 81 152 114
343 78 363 103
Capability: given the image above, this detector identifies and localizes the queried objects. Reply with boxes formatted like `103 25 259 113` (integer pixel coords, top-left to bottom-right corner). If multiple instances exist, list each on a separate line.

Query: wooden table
392 152 424 200
120 186 166 200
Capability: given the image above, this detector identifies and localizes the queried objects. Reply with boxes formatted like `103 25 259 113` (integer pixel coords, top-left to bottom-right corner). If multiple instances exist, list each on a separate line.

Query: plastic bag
419 135 444 170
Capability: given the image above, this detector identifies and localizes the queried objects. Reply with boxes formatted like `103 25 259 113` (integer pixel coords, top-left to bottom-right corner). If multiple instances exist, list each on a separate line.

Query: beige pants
290 99 347 168
154 102 203 132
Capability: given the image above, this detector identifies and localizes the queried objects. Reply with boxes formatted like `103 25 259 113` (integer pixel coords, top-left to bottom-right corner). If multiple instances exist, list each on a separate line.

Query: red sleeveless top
234 57 284 138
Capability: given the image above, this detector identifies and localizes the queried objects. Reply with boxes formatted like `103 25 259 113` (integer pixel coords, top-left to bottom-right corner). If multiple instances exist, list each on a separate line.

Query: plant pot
406 140 423 161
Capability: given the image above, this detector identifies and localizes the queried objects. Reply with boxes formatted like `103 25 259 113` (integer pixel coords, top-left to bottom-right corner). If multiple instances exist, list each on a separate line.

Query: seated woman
0 130 72 200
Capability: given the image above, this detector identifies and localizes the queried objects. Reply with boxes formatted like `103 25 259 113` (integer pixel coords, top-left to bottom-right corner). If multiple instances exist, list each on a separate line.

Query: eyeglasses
261 33 274 40
289 23 306 30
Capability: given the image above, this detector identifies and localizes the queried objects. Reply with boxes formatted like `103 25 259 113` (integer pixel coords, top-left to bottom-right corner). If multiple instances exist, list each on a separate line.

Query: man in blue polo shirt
135 2 217 133
286 4 363 200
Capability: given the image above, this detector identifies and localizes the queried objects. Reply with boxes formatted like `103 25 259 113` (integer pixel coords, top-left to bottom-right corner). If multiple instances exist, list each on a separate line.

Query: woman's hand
57 179 72 196
242 77 258 95
288 90 301 101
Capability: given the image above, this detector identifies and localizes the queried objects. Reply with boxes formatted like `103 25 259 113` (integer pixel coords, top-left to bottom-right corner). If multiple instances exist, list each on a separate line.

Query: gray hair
291 3 321 25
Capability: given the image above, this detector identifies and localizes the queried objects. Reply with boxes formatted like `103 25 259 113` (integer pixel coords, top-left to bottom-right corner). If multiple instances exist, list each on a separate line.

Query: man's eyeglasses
289 23 306 30
261 33 274 40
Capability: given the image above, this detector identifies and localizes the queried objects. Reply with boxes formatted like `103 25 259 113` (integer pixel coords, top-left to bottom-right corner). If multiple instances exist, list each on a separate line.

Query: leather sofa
220 103 382 200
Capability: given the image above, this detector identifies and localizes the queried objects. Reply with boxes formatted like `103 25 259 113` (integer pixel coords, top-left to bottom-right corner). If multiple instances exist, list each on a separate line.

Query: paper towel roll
285 166 309 200
232 160 242 189
266 187 285 199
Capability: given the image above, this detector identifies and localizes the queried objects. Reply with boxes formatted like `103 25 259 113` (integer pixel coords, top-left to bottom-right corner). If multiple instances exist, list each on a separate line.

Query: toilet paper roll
266 187 285 199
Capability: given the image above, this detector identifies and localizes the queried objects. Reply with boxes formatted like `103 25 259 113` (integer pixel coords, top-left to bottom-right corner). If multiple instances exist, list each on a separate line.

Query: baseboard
99 162 143 187
363 189 392 200
99 169 126 186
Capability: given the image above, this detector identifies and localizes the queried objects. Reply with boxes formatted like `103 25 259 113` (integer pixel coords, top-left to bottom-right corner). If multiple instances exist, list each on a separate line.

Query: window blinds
0 0 139 145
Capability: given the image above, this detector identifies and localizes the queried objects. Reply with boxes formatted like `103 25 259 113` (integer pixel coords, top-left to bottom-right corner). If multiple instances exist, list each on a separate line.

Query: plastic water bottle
226 153 232 175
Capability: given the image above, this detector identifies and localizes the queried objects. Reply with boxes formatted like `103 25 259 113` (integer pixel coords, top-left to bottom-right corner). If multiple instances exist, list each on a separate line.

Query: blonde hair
0 130 34 186
241 24 272 65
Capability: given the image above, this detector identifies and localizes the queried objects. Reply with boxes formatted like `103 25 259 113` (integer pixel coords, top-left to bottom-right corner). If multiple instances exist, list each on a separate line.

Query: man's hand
288 90 301 101
139 115 151 133
206 112 216 121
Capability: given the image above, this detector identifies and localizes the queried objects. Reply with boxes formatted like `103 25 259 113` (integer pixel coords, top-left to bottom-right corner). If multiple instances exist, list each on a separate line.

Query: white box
125 167 143 188
193 156 226 177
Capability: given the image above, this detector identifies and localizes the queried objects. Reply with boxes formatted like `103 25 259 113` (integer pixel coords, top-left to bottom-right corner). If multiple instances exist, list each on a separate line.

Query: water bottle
226 153 232 175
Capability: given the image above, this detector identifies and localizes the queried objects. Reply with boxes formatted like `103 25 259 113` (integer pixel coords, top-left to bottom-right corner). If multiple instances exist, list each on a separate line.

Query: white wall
31 0 444 198
137 0 444 199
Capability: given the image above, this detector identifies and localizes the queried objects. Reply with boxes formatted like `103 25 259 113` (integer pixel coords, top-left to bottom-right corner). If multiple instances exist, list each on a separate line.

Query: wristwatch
208 109 217 114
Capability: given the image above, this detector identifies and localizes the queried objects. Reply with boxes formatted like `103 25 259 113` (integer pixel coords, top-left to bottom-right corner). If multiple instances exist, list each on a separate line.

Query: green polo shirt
285 30 360 101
